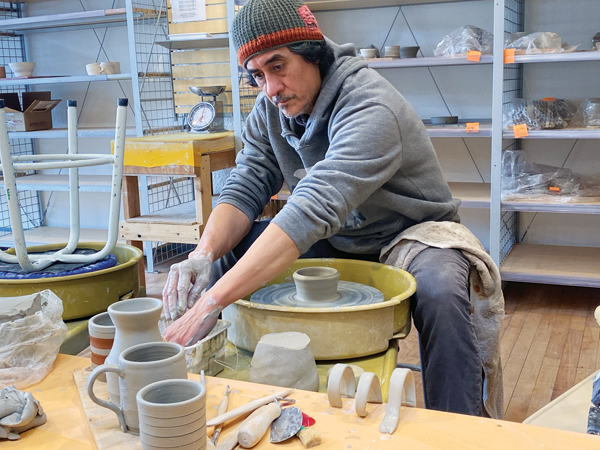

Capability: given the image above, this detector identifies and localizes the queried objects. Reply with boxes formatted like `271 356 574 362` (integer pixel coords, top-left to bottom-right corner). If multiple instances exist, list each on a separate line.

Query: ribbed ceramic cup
137 379 206 450
87 342 188 435
88 312 115 381
293 266 340 302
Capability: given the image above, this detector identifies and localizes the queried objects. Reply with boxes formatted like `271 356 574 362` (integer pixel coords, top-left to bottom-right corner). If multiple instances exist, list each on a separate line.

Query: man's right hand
161 256 212 321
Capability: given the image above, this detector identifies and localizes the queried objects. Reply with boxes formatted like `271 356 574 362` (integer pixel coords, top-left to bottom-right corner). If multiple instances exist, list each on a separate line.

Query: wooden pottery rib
379 368 416 434
327 364 355 408
355 372 383 417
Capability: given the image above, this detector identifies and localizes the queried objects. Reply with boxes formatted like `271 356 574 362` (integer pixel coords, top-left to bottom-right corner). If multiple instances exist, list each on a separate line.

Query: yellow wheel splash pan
222 258 415 360
0 242 142 321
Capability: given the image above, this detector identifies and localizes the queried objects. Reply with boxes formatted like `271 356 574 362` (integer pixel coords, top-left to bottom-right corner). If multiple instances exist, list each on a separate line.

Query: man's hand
162 295 221 346
161 256 212 322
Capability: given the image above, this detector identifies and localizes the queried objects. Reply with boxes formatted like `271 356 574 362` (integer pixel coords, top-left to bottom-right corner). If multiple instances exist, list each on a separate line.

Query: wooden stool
115 131 236 286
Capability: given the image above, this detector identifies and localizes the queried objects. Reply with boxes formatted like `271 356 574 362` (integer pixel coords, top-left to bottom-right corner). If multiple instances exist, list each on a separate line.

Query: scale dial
187 101 216 132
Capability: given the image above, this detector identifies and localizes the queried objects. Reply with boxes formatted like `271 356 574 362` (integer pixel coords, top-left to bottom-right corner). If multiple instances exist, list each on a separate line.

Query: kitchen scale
186 85 225 133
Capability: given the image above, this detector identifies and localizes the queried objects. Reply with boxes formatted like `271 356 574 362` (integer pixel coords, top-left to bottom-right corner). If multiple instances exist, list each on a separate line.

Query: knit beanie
232 0 324 66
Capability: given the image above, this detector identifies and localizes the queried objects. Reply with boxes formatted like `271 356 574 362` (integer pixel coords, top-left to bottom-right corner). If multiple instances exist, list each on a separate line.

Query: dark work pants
209 220 483 416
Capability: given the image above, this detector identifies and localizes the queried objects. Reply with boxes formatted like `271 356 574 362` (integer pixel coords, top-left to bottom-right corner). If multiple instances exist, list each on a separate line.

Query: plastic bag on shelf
0 290 67 389
434 25 493 57
501 150 600 202
505 31 563 54
502 98 577 130
571 98 600 128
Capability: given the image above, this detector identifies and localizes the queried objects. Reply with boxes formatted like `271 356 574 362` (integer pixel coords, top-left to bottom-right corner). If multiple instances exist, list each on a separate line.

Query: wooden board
171 48 230 65
119 220 201 244
172 63 230 79
123 201 199 225
500 243 600 287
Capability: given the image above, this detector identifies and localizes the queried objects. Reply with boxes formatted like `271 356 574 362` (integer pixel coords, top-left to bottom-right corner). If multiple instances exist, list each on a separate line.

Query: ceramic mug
87 341 188 435
86 63 102 75
88 311 115 381
137 379 206 450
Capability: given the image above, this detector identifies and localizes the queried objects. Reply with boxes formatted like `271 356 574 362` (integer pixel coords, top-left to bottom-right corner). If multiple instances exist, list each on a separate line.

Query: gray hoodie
218 38 460 255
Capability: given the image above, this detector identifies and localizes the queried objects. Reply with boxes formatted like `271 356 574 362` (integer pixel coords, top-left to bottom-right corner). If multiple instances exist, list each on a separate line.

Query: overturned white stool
0 98 128 272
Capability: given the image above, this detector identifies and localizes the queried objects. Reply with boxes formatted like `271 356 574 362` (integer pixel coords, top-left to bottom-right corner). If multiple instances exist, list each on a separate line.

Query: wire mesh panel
499 0 524 263
0 2 41 238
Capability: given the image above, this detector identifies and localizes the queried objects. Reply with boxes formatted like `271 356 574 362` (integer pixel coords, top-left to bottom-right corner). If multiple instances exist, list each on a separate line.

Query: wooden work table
10 354 600 449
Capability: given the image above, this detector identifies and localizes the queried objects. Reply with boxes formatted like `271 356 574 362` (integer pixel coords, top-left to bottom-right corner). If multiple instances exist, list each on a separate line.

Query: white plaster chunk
249 332 320 392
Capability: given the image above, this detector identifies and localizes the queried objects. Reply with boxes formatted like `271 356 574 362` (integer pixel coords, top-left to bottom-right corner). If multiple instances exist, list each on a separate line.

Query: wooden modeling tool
212 385 230 446
207 389 293 427
237 401 282 448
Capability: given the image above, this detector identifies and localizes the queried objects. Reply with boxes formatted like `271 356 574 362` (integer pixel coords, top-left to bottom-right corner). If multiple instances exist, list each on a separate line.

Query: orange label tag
549 187 560 192
513 124 529 138
542 97 556 101
466 122 480 133
504 49 515 64
467 50 481 62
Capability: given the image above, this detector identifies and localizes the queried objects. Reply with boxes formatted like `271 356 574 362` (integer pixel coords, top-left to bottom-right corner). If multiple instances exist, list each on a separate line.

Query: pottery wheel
250 281 384 308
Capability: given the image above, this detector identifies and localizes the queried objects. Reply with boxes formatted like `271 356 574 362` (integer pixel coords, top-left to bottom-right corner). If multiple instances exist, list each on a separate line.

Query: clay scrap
0 385 46 440
249 332 320 392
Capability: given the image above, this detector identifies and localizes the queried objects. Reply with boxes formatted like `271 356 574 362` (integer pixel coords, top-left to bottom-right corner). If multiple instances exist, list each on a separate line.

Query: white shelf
304 0 480 11
448 182 490 208
8 127 137 139
0 9 149 34
500 243 600 288
426 122 492 137
156 34 230 50
502 127 600 140
502 197 600 214
368 55 493 69
0 74 132 87
2 174 113 192
0 226 116 248
513 51 600 64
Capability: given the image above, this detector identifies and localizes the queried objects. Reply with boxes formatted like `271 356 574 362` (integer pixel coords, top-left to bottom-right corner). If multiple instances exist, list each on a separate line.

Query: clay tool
212 385 231 446
207 389 293 427
270 407 303 443
215 407 266 450
185 307 222 346
237 401 282 448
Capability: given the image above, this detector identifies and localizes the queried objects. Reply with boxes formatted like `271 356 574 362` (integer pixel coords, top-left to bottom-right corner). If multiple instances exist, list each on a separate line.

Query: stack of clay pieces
136 379 206 450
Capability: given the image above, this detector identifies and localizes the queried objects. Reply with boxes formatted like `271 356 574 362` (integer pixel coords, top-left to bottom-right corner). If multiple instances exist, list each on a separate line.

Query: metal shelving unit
490 0 600 287
0 0 182 262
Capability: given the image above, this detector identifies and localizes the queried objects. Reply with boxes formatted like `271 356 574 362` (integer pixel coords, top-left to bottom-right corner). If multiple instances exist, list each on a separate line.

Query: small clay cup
8 61 34 77
87 342 188 435
137 379 206 450
384 45 400 58
88 312 115 381
359 48 377 59
400 46 420 58
293 266 340 302
86 62 102 75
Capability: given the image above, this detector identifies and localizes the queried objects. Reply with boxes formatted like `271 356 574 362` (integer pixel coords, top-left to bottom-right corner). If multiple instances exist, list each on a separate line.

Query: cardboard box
0 92 61 132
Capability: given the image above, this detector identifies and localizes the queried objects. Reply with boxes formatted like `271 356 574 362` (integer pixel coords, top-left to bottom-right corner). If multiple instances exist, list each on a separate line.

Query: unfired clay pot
104 298 163 406
87 341 188 435
293 266 340 302
137 379 206 450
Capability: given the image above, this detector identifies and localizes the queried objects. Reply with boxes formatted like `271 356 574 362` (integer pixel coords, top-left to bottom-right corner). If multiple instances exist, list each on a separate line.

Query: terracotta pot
87 341 188 435
104 298 163 406
88 312 115 381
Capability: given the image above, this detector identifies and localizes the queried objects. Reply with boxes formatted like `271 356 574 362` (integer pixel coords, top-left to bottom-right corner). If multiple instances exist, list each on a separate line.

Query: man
163 0 486 417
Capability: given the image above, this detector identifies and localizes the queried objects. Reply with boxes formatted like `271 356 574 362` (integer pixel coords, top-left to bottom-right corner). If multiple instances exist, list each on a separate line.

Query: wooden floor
145 261 600 423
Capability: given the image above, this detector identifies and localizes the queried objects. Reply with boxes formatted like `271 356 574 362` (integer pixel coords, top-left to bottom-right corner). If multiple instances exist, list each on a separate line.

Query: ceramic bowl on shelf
400 46 420 58
431 116 459 124
8 61 35 77
359 48 378 59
